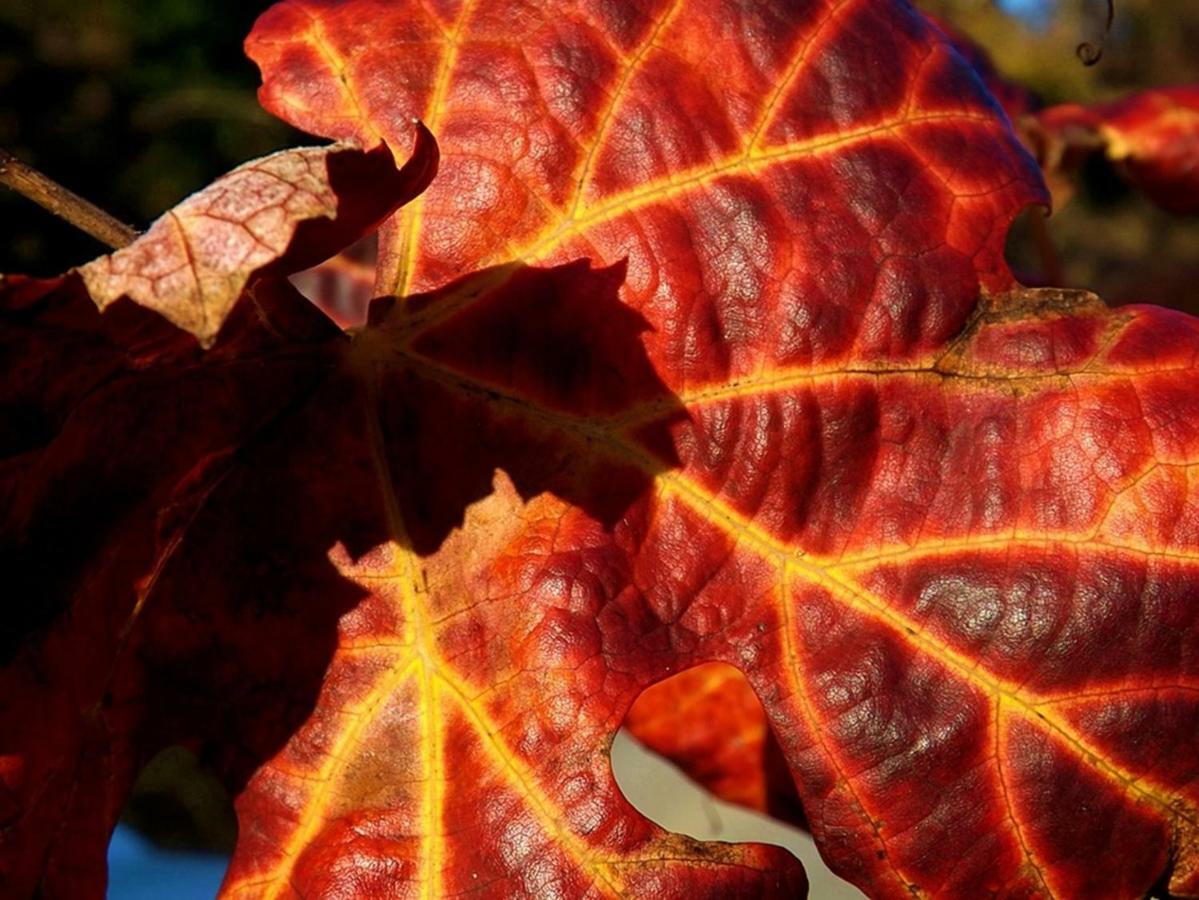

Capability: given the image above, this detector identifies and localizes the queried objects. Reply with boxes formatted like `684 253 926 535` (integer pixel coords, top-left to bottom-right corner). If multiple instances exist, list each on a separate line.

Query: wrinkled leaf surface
4 2 1199 899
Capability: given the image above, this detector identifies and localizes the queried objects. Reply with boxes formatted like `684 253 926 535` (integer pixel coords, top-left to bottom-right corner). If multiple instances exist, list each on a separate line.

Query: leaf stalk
0 147 137 250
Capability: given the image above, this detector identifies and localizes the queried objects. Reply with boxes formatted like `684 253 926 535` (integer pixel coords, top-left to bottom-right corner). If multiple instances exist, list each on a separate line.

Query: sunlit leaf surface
3 2 1198 898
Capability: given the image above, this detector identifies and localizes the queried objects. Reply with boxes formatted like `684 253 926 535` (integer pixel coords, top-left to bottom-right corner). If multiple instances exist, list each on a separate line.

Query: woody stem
0 148 137 250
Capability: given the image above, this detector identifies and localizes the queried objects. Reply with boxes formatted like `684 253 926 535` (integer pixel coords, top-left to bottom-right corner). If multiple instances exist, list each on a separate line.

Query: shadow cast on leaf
146 255 687 808
0 255 687 890
366 257 684 553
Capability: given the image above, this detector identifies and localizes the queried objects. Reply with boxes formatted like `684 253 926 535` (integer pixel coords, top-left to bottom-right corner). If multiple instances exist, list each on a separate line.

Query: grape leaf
4 1 1199 899
0 136 437 898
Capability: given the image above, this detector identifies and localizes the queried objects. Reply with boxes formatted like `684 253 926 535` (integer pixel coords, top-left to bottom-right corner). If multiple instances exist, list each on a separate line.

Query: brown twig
0 147 137 249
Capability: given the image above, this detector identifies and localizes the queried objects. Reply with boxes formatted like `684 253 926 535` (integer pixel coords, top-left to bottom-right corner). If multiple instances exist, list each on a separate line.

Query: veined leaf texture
2 1 1198 897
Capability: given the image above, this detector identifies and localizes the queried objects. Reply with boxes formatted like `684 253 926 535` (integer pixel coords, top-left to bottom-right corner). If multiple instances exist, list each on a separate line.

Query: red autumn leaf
1 260 804 899
0 134 436 898
4 3 1199 900
1029 85 1199 214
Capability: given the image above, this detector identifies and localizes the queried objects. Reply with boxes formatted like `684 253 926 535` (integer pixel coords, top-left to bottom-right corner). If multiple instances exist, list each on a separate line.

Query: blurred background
1 1 1196 897
928 0 1199 309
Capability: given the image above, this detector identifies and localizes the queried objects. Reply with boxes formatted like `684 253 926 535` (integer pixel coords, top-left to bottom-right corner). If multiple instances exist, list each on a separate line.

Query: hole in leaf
291 232 378 330
613 663 864 898
108 745 233 898
1004 159 1199 312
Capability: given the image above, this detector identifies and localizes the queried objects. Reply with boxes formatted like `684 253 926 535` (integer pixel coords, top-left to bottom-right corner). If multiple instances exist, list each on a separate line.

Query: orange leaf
5 3 1199 900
